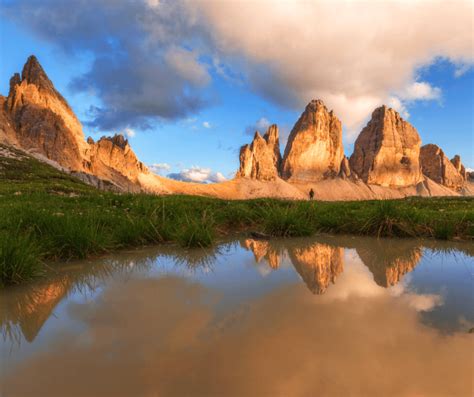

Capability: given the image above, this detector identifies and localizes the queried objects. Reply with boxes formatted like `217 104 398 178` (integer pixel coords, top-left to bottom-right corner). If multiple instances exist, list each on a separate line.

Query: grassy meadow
1 144 473 286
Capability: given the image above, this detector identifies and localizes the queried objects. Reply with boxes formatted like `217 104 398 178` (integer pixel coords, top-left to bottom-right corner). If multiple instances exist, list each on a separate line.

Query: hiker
309 188 314 200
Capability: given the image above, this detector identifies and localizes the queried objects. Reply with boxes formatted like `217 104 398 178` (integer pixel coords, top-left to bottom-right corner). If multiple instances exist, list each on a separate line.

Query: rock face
236 124 281 181
87 135 147 184
5 56 88 171
1 55 149 191
450 155 467 180
282 100 343 182
419 144 465 190
339 156 352 179
350 106 423 187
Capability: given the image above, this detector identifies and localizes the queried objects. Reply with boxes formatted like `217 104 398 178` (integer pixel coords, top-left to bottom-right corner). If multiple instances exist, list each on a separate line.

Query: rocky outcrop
349 106 423 187
236 125 281 181
289 243 344 294
282 100 343 182
87 135 147 184
1 55 150 191
450 155 467 180
5 56 88 171
339 156 353 179
420 144 465 190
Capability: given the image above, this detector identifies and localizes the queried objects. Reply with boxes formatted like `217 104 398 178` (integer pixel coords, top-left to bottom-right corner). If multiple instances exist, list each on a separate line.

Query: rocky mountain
1 56 150 191
282 100 344 182
349 106 423 187
1 55 471 200
5 56 88 171
419 144 466 191
236 125 281 181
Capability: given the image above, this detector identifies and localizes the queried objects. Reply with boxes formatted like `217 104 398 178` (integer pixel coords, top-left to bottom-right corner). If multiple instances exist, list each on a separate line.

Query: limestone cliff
236 125 281 181
420 144 465 190
349 106 423 187
2 55 150 191
450 155 467 180
282 100 343 182
5 56 88 171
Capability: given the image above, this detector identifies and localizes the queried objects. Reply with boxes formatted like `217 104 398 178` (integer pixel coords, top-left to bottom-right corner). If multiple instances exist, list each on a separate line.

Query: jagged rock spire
236 124 282 181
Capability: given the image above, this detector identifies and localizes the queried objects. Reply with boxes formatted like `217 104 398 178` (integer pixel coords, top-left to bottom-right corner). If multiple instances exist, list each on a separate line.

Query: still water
1 236 473 397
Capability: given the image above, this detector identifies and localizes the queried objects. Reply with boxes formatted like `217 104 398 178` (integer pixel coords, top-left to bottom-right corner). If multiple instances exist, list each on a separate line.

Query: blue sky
1 1 472 180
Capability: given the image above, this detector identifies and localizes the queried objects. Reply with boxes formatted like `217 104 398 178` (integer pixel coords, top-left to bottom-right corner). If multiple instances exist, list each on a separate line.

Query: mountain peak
21 55 56 93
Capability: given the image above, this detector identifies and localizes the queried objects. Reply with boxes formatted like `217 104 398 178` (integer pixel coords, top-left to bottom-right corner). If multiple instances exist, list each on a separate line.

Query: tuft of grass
175 213 215 248
0 233 44 286
262 204 313 237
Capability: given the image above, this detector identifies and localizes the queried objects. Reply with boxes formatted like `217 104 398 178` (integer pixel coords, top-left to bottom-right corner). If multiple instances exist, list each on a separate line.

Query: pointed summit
20 55 64 99
282 99 343 182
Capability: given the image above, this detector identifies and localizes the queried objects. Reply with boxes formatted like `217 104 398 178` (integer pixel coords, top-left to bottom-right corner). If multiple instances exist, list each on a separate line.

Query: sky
0 0 473 181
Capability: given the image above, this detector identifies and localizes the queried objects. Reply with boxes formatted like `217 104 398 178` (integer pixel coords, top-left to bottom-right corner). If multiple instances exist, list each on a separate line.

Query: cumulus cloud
149 163 171 175
202 121 211 128
244 117 271 136
167 166 227 183
3 0 472 137
2 0 211 130
194 0 473 134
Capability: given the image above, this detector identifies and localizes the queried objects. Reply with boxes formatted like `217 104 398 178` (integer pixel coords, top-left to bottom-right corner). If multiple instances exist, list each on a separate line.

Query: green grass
1 143 473 286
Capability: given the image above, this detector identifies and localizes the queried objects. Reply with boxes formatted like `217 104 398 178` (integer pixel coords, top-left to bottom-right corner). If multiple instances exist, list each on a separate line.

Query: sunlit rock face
450 155 467 180
420 144 465 190
2 56 149 190
282 100 343 182
350 106 423 187
289 243 344 294
5 56 88 171
356 241 422 287
86 135 148 185
243 239 281 269
236 125 281 181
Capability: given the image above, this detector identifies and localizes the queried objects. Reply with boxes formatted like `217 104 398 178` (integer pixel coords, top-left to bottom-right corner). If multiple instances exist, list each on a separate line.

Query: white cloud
167 166 227 183
245 117 271 135
398 82 442 101
149 163 171 175
123 128 136 138
193 0 473 136
202 121 211 128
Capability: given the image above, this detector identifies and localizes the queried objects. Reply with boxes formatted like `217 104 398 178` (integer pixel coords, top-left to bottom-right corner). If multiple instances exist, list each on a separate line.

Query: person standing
309 188 314 200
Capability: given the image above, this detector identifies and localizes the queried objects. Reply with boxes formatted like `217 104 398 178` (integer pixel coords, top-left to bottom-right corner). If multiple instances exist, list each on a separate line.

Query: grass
1 143 473 286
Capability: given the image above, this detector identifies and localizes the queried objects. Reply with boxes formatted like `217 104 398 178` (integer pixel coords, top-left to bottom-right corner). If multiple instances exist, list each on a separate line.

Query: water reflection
1 236 473 396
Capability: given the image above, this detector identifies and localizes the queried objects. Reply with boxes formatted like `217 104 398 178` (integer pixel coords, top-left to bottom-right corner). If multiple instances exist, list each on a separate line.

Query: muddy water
1 236 473 397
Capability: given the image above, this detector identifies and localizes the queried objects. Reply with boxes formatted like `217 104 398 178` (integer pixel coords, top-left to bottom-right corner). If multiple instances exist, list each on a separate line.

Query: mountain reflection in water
1 236 472 397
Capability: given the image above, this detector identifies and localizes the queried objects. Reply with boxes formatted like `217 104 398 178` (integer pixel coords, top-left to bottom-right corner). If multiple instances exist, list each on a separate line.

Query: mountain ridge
1 55 472 200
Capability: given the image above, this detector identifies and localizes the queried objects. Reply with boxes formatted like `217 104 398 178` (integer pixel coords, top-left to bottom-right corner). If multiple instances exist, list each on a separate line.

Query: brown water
1 236 473 397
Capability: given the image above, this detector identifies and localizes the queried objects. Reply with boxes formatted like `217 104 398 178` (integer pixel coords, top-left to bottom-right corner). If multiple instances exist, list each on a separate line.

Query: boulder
349 106 423 187
282 99 343 182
